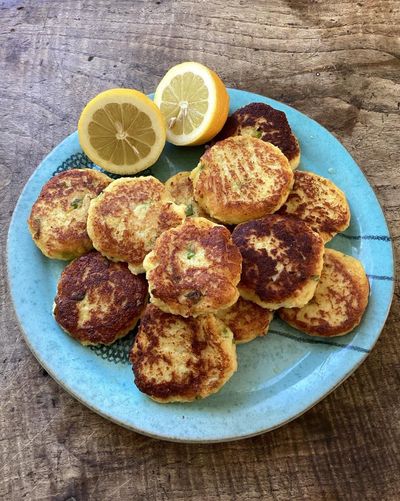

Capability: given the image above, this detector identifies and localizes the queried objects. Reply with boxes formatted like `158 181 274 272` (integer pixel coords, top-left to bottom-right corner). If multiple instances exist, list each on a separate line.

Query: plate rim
6 88 395 443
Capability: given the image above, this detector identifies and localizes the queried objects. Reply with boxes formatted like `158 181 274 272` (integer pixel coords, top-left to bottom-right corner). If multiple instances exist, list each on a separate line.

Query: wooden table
1 1 399 499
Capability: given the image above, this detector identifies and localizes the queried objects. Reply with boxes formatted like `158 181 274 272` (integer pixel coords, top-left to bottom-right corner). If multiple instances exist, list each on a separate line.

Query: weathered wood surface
1 0 399 499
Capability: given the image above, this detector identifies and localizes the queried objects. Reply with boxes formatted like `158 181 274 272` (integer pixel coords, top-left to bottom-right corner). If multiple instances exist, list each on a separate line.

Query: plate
7 89 394 442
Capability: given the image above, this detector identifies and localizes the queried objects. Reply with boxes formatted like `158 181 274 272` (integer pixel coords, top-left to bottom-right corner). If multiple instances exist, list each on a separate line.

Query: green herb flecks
251 128 262 139
70 197 83 210
185 204 194 217
222 328 231 339
186 245 196 259
311 275 320 281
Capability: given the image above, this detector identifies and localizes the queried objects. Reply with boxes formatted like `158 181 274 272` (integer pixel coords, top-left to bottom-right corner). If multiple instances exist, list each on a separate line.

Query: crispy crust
27 169 111 260
279 249 370 337
213 102 300 169
143 217 242 317
54 251 148 345
232 214 324 309
277 171 351 242
130 304 237 402
191 136 294 224
87 176 186 273
216 297 273 344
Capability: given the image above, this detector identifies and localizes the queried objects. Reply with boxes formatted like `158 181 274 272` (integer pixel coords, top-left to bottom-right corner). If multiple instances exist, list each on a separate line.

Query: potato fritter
213 102 300 169
216 297 273 344
53 251 148 345
278 170 350 242
28 168 111 260
190 136 294 224
279 249 369 337
87 176 186 274
165 171 209 218
130 304 237 402
232 214 324 309
143 217 242 317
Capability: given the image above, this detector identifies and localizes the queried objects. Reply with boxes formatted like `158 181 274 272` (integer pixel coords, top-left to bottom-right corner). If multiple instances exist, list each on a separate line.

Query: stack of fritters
28 101 370 404
165 103 369 341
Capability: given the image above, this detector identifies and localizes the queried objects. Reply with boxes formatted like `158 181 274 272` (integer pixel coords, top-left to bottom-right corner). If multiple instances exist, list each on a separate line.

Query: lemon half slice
154 62 229 146
78 88 166 175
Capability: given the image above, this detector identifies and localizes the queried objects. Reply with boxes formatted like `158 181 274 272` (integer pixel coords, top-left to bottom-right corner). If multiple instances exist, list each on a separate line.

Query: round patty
190 136 294 224
216 297 273 344
279 249 369 337
165 171 209 218
53 251 148 345
130 304 237 402
278 170 351 242
87 176 186 274
213 102 300 169
143 217 242 317
28 168 111 260
232 214 324 309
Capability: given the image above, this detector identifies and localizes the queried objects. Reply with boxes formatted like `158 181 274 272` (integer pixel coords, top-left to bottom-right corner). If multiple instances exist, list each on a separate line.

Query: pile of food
27 62 370 403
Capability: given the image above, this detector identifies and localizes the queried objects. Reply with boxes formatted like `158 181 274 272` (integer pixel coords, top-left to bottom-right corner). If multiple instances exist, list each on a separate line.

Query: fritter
130 304 237 402
279 249 369 337
232 214 324 310
27 168 111 260
165 171 209 218
190 136 294 224
213 102 300 169
53 251 148 345
216 297 273 344
278 170 351 242
143 217 242 317
87 176 186 274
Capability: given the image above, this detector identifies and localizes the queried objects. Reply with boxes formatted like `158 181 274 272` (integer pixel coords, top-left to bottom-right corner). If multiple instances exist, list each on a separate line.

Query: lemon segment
154 62 229 146
78 88 166 175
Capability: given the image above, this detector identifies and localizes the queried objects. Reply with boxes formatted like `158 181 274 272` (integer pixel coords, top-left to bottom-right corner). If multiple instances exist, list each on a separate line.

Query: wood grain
1 0 399 499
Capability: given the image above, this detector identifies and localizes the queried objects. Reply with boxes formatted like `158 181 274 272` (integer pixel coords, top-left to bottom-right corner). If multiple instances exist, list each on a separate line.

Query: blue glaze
7 89 394 442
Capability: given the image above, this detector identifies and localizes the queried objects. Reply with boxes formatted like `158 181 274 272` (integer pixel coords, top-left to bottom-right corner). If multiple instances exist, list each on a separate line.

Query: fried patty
53 251 148 345
277 171 351 242
28 169 111 260
130 304 237 402
213 102 300 169
165 171 209 218
279 249 369 337
232 214 324 309
190 136 294 224
143 217 242 317
87 176 186 274
216 297 273 344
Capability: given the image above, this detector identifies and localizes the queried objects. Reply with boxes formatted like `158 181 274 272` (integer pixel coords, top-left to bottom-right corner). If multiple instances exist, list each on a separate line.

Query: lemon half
78 88 166 175
154 62 229 146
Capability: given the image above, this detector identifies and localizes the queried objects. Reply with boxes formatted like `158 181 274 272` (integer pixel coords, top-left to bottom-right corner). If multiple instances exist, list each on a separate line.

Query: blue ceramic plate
7 89 394 442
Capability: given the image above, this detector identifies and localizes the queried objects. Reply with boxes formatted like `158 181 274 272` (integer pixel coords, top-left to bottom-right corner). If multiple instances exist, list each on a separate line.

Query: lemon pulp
88 103 156 165
78 88 166 175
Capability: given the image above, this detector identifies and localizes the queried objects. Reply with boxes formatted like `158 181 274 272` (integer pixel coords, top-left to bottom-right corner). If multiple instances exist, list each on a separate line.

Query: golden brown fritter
279 249 369 337
216 297 273 344
87 176 186 274
213 102 300 169
53 251 148 345
164 171 209 218
27 169 111 260
143 217 242 317
190 136 294 224
232 214 324 309
277 171 351 243
130 304 237 402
